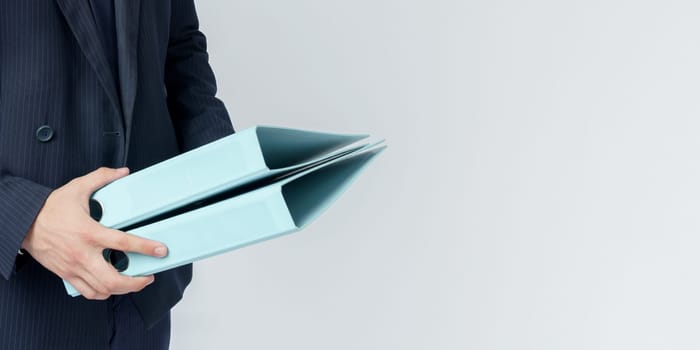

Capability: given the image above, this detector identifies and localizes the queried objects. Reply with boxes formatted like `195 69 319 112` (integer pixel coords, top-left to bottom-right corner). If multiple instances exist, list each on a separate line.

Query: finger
94 225 167 258
75 167 130 194
67 276 107 300
105 272 155 295
110 275 155 295
87 255 155 295
78 261 111 297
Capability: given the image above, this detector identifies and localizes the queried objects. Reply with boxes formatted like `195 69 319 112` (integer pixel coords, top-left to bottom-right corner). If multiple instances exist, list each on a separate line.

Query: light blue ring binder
63 126 385 296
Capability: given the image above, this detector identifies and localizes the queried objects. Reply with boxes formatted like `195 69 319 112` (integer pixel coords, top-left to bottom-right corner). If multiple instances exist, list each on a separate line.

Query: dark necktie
88 0 120 86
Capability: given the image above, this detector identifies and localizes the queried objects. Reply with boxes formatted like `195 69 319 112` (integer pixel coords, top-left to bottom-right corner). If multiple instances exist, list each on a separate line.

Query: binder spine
64 185 297 296
123 185 297 276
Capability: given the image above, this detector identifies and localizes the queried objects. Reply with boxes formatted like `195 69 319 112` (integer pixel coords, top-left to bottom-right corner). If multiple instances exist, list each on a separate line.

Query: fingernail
154 246 167 257
148 277 155 285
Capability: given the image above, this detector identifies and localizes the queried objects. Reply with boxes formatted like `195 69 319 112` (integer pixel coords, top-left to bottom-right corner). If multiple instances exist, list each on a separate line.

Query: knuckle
70 250 89 264
62 269 78 279
83 232 98 245
104 279 119 291
77 225 94 240
114 235 130 250
65 252 79 265
96 167 112 178
84 226 104 243
83 290 97 300
95 285 110 296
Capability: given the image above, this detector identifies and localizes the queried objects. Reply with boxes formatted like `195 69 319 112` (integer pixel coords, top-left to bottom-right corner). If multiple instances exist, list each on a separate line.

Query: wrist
21 222 36 252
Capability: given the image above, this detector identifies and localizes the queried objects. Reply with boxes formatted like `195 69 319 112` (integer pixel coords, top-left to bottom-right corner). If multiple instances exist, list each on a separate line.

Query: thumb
77 167 130 194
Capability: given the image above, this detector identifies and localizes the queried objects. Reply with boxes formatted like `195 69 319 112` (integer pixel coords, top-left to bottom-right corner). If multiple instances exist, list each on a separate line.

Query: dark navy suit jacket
0 1 234 347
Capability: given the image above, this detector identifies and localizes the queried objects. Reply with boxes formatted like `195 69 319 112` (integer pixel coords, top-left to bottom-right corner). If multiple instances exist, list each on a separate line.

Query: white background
173 1 700 349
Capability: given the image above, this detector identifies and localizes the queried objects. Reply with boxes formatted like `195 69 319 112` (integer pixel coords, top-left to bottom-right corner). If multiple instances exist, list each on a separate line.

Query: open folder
63 126 386 296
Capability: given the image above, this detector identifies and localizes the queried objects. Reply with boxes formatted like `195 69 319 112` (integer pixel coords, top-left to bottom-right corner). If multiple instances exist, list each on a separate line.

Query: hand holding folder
63 126 386 296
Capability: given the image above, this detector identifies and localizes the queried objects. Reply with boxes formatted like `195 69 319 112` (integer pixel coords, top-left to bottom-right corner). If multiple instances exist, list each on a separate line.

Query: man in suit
0 0 234 348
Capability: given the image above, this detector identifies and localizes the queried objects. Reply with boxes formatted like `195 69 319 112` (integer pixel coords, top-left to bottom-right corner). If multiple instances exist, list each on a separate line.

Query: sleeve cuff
0 175 52 280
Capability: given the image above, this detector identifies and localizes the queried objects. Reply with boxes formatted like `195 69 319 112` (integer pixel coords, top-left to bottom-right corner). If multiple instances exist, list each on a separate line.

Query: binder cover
63 126 384 296
92 126 368 229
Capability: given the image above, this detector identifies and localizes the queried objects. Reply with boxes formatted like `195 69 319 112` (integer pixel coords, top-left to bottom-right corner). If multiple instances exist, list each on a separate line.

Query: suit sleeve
165 0 234 152
0 173 52 280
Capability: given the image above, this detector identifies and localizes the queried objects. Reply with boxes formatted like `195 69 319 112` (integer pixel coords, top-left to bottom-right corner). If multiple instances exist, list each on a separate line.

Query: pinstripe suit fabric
0 1 234 348
109 295 171 350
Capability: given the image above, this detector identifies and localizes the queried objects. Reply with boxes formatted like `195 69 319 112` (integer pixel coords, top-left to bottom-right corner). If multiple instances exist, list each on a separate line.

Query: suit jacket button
35 125 54 142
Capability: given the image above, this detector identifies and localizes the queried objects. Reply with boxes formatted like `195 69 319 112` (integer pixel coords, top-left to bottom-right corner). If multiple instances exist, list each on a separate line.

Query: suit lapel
114 0 141 162
55 0 122 118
